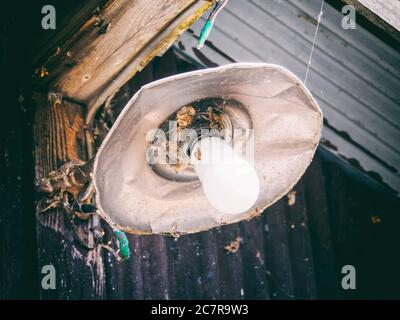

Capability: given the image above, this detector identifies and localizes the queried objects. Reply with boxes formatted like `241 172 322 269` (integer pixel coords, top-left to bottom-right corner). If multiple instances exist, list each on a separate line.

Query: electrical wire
210 0 229 23
197 0 229 49
304 0 325 85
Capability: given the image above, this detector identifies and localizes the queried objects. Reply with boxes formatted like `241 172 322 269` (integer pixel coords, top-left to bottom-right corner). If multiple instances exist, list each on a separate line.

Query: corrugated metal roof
175 0 400 193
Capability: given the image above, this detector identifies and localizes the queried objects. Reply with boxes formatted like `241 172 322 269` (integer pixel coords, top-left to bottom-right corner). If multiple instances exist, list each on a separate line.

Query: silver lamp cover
93 63 323 235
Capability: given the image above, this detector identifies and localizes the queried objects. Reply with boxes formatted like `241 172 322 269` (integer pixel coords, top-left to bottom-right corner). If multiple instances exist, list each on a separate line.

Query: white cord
211 0 229 23
304 0 325 85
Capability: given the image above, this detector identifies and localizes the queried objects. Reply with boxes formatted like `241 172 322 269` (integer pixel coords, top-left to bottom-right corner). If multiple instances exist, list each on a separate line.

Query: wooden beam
31 0 106 67
33 93 104 299
33 0 215 115
357 0 400 31
341 0 400 44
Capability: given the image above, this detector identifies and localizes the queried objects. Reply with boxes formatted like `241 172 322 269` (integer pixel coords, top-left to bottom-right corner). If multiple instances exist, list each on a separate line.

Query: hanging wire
304 0 325 85
197 0 229 49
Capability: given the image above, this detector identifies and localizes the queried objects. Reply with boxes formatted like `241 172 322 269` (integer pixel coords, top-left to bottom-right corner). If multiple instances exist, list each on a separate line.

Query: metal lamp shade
93 63 323 235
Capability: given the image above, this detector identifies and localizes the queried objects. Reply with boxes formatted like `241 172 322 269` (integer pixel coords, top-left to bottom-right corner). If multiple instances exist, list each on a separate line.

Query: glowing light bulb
191 137 260 214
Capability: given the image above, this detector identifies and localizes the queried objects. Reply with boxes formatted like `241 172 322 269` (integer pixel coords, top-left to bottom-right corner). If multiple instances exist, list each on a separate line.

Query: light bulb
191 137 260 214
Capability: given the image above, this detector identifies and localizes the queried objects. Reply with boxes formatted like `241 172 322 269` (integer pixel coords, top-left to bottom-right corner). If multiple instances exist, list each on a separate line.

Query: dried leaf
176 105 196 129
287 190 297 206
224 236 242 254
194 147 202 160
35 66 49 79
371 215 381 224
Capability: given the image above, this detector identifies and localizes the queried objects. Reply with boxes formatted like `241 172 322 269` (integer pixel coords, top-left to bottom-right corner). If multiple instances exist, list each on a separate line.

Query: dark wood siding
1 2 400 299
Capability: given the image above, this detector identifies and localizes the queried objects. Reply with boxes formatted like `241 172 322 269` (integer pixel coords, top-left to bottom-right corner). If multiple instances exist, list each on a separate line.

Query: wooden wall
1 1 400 300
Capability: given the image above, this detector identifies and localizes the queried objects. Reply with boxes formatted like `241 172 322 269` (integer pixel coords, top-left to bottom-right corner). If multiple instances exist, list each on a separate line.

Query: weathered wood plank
285 182 317 299
302 153 338 298
166 234 204 299
342 0 400 40
31 0 106 67
34 0 215 113
139 236 170 299
322 160 355 298
322 153 400 299
357 0 400 31
33 94 104 299
197 230 222 299
0 49 38 299
215 224 244 299
239 218 270 299
263 200 295 299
